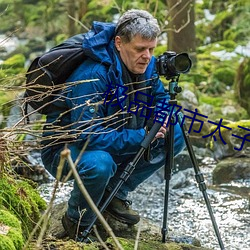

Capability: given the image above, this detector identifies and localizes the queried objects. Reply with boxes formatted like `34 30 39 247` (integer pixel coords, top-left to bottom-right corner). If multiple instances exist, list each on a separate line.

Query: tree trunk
67 0 77 36
78 0 88 20
167 0 196 62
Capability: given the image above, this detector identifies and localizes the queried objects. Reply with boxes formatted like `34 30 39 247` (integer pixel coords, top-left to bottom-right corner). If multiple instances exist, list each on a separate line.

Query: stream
38 155 250 250
1 33 249 250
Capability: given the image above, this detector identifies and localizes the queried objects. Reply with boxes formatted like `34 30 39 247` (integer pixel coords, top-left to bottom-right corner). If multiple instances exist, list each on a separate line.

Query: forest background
0 0 250 127
0 0 250 249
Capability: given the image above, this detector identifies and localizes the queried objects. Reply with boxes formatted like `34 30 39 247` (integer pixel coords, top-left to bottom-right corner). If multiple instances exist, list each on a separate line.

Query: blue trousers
41 124 185 226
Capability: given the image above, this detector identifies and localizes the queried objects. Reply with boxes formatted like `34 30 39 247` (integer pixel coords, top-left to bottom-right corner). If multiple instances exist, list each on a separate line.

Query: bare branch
63 148 124 250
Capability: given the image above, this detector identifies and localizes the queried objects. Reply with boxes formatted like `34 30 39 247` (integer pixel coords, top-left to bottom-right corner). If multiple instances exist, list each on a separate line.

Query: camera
156 51 192 79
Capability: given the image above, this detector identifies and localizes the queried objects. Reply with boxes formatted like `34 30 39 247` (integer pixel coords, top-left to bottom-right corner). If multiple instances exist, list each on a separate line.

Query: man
41 9 185 241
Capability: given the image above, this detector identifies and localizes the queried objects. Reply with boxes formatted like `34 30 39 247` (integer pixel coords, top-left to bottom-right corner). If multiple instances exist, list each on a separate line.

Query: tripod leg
180 122 225 250
81 122 162 240
162 120 175 243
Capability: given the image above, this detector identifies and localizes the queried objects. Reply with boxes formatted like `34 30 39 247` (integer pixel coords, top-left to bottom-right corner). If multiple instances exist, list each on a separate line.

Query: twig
61 148 124 250
134 219 142 250
68 14 89 31
93 225 110 250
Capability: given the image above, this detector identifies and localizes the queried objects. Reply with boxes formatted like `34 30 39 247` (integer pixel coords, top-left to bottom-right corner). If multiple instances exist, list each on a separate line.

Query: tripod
81 119 162 240
161 77 225 249
82 77 225 250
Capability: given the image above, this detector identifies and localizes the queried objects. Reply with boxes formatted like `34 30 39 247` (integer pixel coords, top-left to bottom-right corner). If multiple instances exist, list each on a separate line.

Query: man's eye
136 48 144 52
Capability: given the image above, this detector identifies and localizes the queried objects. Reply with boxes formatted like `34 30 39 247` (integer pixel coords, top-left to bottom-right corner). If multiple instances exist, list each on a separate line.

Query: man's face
115 35 157 74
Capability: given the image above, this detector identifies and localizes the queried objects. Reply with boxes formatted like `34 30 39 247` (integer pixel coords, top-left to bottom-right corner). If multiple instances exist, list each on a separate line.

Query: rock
213 157 250 184
43 201 212 250
170 168 193 189
208 120 250 160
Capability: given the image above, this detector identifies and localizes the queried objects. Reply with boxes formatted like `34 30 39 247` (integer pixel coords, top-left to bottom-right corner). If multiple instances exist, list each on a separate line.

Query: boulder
213 157 250 184
42 201 212 250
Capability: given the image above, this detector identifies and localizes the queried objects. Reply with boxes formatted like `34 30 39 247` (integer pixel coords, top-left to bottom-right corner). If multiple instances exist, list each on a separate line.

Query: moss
0 209 21 229
0 209 24 249
0 174 47 239
0 235 16 250
199 95 224 108
0 54 26 86
208 120 250 153
217 40 237 51
0 91 17 109
7 228 24 249
213 120 250 133
1 54 25 69
213 67 235 86
105 237 207 250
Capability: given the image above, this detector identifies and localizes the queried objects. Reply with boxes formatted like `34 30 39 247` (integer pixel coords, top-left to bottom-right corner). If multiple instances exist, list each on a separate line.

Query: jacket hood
82 21 116 65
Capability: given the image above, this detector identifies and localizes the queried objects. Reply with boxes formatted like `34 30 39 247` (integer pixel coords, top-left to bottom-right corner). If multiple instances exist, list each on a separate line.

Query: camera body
156 51 192 79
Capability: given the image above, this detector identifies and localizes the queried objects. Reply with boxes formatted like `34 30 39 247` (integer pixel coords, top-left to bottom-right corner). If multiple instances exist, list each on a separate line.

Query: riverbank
38 155 250 250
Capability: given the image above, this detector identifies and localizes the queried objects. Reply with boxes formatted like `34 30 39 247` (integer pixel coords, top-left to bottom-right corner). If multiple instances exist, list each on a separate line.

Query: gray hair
115 9 161 43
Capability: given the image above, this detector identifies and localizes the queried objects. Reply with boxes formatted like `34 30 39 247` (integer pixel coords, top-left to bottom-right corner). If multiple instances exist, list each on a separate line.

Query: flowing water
38 156 250 250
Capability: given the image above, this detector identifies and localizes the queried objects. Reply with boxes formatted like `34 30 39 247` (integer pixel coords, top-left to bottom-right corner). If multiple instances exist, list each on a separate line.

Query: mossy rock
0 209 24 250
0 174 47 239
198 91 248 121
213 67 235 86
208 120 250 160
106 237 210 250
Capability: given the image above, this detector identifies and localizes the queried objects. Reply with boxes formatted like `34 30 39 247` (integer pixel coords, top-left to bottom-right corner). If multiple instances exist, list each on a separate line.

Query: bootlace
123 200 132 208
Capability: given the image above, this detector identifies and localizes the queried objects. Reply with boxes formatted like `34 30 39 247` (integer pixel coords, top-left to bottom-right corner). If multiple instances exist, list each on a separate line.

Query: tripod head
168 76 182 101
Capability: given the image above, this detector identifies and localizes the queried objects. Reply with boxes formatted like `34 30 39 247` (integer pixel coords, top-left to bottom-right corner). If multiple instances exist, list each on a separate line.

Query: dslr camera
156 51 192 79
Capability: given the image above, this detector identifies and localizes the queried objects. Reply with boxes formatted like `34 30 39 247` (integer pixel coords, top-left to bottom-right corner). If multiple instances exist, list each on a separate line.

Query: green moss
213 67 235 86
208 120 250 152
0 209 24 249
0 54 26 86
217 40 237 51
199 95 224 108
7 228 24 249
0 235 16 250
219 120 250 131
0 175 47 239
105 237 206 250
0 209 21 229
1 54 25 69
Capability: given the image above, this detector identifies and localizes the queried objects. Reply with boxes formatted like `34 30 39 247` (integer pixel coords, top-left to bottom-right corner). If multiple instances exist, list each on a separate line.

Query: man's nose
142 49 151 59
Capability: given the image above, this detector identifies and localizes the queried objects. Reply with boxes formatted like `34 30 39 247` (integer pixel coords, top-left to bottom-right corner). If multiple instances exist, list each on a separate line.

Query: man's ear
115 36 122 51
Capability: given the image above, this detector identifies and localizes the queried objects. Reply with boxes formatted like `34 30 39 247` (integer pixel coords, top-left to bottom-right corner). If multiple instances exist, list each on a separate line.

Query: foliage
0 209 24 250
0 174 47 238
197 0 250 46
213 67 235 86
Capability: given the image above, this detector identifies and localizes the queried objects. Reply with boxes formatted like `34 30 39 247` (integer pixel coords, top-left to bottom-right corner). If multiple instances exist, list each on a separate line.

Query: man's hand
154 117 169 140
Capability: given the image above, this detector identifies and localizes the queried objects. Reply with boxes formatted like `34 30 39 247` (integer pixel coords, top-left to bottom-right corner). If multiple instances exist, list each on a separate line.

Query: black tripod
82 78 225 249
161 77 225 249
81 119 162 240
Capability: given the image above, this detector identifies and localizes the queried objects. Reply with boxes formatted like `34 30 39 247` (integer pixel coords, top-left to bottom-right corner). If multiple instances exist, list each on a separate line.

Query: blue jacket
44 21 170 156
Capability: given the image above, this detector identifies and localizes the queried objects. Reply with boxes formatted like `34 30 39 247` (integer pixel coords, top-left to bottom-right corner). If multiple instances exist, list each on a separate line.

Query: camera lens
174 53 192 73
156 51 192 79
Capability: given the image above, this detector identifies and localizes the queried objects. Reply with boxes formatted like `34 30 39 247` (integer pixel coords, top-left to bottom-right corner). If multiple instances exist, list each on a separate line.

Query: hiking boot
61 213 97 243
105 196 140 225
